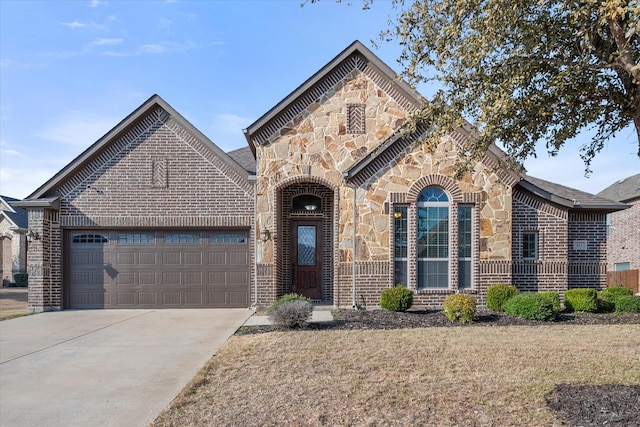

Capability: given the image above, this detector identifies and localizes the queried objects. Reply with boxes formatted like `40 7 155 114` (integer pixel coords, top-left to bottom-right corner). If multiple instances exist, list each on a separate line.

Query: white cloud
60 21 87 29
139 44 166 54
91 38 123 46
90 0 106 7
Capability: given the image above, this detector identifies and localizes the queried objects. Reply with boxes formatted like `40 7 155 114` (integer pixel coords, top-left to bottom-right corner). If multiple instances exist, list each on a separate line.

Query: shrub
504 293 555 321
443 293 477 324
599 287 633 312
615 295 640 313
564 288 598 313
539 291 561 314
380 285 413 312
13 273 28 287
267 293 311 314
268 300 313 329
486 283 519 312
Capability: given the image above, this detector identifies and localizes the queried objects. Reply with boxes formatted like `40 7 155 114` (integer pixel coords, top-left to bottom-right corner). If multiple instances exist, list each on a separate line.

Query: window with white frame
417 187 449 289
522 231 538 260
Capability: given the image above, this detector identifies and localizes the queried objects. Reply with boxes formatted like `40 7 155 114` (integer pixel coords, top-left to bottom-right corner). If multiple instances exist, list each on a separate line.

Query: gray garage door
67 230 250 309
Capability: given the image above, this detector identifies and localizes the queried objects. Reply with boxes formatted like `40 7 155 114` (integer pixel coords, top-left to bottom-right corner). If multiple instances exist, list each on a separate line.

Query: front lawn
153 324 640 426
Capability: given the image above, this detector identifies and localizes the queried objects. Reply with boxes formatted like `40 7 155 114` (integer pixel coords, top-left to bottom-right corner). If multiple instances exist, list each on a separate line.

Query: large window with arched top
417 187 449 289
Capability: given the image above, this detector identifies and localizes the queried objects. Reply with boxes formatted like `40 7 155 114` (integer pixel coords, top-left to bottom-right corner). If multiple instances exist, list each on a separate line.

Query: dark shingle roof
519 176 628 211
596 173 640 203
227 147 256 175
1 195 28 229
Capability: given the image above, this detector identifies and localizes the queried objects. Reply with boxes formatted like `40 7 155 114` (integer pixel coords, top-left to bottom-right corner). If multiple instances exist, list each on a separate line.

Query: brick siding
606 199 640 271
26 106 254 311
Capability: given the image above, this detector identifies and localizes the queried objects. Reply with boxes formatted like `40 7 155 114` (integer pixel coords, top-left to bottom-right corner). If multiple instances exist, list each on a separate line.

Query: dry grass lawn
153 324 640 426
0 287 28 320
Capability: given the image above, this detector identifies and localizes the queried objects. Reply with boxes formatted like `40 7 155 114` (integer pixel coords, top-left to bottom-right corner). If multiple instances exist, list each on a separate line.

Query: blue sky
1 0 638 199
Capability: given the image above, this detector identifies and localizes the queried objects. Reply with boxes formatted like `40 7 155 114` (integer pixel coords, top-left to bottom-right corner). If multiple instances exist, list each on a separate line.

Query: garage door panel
209 252 226 265
208 271 226 285
229 252 248 265
162 272 182 285
184 252 202 265
138 253 157 265
68 229 250 308
184 271 203 285
117 272 135 285
163 252 181 265
117 252 135 265
139 272 156 285
138 293 156 305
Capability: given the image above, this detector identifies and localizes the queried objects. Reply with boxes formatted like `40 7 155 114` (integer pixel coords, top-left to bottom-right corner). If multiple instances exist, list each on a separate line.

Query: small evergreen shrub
539 291 561 314
615 295 640 313
504 293 555 321
599 286 633 313
268 300 313 329
564 288 598 313
13 273 28 287
380 285 413 312
443 293 477 324
486 283 519 312
267 293 311 314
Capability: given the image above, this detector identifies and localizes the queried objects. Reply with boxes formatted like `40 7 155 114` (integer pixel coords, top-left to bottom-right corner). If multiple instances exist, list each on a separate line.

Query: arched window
416 187 449 288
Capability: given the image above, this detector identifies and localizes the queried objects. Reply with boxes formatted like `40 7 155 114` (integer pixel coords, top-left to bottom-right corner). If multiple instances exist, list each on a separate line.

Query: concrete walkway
0 309 252 427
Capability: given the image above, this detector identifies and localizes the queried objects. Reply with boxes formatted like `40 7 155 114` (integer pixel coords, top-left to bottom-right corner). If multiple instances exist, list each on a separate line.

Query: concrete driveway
0 309 253 427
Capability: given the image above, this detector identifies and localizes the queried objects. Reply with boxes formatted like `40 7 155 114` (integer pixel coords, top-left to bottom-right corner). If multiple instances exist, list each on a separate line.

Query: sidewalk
243 306 335 326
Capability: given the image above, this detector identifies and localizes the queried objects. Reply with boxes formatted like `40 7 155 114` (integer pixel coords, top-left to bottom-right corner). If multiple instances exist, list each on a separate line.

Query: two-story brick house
16 41 627 312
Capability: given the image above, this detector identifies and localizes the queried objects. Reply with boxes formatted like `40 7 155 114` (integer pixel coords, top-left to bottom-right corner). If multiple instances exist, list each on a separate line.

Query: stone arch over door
277 179 335 303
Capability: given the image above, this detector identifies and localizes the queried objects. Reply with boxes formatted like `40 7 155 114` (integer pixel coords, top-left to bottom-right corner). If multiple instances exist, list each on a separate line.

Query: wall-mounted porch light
26 229 40 242
260 229 271 242
393 211 403 219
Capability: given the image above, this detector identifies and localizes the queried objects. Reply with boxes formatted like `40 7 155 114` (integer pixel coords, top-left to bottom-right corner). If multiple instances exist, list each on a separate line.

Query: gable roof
596 173 640 203
243 40 424 154
519 175 628 211
0 195 28 229
24 94 252 201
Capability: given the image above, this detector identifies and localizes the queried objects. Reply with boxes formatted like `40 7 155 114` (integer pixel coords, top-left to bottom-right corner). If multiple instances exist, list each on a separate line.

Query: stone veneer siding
606 199 640 271
27 107 255 312
255 61 514 307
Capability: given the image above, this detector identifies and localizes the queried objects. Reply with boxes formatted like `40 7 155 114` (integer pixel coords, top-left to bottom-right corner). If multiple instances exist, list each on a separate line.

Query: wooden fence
606 270 639 295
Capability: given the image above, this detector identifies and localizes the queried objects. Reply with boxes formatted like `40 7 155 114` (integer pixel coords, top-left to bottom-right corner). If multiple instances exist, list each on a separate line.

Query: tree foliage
377 0 640 171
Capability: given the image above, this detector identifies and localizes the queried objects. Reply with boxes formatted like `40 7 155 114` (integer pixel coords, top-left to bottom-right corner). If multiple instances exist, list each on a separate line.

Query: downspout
352 185 358 308
251 174 258 307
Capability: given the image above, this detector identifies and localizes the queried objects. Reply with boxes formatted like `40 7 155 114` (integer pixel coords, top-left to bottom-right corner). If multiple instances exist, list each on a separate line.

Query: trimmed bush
615 295 640 313
380 285 413 312
504 293 555 321
564 288 598 313
486 283 519 312
13 273 28 288
268 300 313 329
443 293 477 324
539 291 561 314
599 287 633 312
267 293 311 314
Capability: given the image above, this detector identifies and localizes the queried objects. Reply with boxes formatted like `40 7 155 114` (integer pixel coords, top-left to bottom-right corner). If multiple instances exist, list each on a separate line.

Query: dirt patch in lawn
153 321 640 427
0 287 28 320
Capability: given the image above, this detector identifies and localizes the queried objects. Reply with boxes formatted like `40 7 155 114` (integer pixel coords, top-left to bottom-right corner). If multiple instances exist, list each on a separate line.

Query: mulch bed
237 308 640 335
237 308 640 426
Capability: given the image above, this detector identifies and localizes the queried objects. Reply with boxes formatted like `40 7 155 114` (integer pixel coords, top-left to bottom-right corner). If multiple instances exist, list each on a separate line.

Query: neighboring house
597 174 640 271
0 196 28 286
15 41 627 312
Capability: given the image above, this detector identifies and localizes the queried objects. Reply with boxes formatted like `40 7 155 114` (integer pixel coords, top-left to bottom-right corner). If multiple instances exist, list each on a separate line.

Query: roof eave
12 196 61 210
